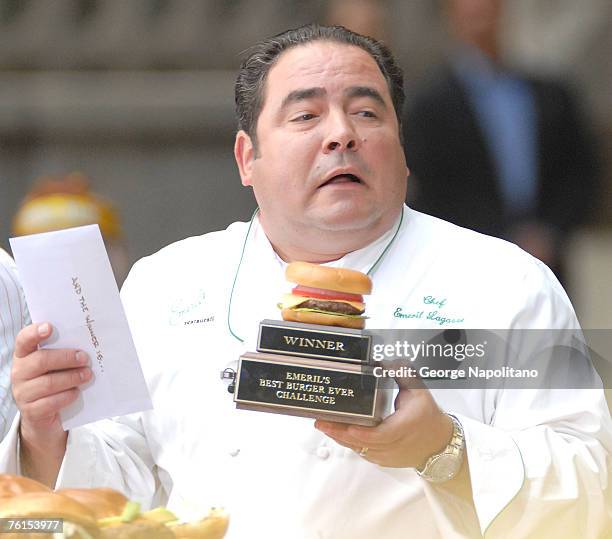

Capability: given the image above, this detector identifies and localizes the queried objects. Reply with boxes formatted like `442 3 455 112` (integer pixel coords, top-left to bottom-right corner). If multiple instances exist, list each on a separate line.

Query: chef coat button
229 448 240 457
316 446 330 459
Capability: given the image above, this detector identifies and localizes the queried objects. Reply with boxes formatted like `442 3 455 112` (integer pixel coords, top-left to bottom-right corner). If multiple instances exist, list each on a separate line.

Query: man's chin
307 207 379 232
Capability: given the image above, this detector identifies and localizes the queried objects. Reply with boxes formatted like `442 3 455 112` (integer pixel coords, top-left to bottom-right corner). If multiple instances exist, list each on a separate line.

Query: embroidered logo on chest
393 295 465 326
168 290 216 327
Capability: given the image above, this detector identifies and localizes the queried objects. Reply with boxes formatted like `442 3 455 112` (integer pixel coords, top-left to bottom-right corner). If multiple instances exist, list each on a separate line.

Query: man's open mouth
319 173 363 188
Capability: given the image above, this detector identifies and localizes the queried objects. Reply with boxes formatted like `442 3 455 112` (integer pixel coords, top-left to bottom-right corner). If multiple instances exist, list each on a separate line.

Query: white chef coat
1 206 610 538
0 248 30 441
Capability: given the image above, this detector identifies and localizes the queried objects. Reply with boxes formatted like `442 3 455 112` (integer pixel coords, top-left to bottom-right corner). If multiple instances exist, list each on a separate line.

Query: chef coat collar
251 205 407 276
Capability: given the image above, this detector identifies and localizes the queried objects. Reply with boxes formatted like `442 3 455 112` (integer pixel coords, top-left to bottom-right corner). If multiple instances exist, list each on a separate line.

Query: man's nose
322 115 360 153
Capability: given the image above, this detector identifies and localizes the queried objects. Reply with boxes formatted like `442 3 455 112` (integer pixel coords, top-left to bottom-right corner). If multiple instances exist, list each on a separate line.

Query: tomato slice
291 285 363 303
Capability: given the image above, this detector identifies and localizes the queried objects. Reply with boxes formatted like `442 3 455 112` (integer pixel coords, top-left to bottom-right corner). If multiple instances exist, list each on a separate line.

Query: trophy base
234 352 390 426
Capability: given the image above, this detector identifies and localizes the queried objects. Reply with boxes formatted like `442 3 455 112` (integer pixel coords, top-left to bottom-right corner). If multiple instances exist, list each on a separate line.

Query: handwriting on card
72 276 105 373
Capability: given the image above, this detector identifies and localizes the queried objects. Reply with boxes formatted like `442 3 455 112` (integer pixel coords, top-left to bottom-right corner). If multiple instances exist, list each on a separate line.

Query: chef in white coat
2 24 610 538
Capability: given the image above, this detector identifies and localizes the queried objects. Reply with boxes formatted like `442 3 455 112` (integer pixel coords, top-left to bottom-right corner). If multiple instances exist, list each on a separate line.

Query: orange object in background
12 172 129 284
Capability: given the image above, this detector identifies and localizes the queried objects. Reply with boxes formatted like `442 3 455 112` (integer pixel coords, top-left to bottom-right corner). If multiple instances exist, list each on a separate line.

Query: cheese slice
279 293 365 312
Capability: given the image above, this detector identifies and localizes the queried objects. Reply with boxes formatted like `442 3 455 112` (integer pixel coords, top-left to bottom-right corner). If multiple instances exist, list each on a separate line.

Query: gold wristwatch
416 414 465 483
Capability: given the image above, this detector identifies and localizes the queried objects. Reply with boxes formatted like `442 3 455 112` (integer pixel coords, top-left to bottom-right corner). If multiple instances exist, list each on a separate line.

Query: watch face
429 454 461 481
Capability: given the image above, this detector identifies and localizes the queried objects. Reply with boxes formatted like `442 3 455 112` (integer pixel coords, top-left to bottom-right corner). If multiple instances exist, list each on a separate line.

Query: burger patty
299 299 363 315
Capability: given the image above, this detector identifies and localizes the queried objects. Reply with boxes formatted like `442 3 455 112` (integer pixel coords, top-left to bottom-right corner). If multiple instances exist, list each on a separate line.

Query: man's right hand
11 322 92 487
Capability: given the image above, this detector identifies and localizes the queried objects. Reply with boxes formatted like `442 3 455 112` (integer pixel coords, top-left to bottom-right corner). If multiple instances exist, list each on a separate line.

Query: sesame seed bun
58 488 128 519
0 491 99 537
0 474 50 499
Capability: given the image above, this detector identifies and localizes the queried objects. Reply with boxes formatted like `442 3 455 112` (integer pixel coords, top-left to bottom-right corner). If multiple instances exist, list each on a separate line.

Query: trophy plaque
233 319 389 426
257 319 371 363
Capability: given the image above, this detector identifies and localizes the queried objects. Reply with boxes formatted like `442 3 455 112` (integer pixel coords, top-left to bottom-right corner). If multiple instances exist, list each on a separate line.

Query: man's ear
234 130 255 187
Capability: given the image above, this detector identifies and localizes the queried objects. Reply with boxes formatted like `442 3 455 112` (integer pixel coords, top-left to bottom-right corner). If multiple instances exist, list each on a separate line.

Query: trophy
231 263 390 426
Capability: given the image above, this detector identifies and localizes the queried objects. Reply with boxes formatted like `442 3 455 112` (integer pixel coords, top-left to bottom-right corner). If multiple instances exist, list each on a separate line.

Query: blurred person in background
12 172 129 285
403 0 600 283
0 248 30 441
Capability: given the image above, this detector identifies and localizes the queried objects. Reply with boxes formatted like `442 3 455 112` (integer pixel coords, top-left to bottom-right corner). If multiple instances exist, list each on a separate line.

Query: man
404 0 600 281
1 25 610 538
0 248 30 441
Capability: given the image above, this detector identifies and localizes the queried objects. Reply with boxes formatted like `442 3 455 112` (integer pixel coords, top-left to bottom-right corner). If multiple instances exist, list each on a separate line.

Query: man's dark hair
235 24 405 147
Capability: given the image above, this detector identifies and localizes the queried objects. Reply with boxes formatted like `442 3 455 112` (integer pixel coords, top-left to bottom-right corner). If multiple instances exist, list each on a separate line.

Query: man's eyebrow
344 86 387 108
280 87 326 111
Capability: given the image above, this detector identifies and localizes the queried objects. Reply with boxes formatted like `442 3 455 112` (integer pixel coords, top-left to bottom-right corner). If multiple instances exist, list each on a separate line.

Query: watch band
416 414 465 483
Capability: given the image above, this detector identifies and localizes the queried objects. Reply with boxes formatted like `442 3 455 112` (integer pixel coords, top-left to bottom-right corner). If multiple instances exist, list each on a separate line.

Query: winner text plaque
257 319 371 364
